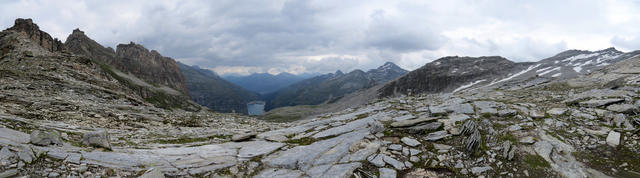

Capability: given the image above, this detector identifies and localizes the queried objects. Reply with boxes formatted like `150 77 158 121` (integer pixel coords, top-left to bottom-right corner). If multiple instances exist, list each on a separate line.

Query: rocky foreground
2 80 640 177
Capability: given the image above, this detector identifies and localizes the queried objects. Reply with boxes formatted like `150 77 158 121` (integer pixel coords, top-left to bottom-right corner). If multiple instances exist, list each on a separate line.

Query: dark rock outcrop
115 42 189 95
6 18 64 52
378 56 530 97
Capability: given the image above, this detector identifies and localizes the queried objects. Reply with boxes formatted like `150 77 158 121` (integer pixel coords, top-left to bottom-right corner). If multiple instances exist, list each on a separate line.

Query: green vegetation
573 145 640 177
524 154 551 169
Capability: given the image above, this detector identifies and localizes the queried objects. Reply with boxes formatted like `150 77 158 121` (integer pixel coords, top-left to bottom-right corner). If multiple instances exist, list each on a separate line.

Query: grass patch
524 154 551 169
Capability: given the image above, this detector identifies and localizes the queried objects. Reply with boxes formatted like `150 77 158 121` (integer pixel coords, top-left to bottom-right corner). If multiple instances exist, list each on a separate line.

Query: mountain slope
179 63 259 114
223 72 310 94
64 28 200 111
268 62 407 110
379 56 531 97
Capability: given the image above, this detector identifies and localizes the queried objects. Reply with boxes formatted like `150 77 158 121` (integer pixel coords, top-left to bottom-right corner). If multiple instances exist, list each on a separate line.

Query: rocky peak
6 18 64 52
334 70 344 76
114 42 190 94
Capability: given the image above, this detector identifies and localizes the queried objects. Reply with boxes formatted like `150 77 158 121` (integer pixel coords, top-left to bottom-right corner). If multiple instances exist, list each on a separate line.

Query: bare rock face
82 130 112 150
378 56 530 97
115 42 189 95
64 29 117 65
7 18 64 52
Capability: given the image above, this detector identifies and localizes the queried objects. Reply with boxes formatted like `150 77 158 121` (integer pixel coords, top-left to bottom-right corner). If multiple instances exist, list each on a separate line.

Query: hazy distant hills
179 64 259 114
223 72 314 94
266 62 408 110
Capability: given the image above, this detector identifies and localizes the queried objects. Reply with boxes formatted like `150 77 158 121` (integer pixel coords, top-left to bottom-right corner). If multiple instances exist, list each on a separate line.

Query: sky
1 0 640 76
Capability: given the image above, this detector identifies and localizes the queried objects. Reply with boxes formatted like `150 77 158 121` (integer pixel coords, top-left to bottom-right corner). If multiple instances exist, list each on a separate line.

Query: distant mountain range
266 62 408 110
223 72 314 94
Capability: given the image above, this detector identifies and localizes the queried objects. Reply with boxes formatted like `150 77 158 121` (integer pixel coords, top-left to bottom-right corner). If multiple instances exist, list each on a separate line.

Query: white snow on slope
536 66 552 73
562 53 599 63
551 73 562 77
453 79 486 93
489 64 541 86
573 66 582 73
539 67 561 76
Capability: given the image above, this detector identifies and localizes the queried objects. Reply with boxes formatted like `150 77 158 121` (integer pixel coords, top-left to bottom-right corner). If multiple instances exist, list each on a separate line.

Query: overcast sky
2 0 640 75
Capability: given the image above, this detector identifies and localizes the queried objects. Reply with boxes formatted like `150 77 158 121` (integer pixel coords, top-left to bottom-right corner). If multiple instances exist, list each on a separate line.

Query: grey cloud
0 0 639 75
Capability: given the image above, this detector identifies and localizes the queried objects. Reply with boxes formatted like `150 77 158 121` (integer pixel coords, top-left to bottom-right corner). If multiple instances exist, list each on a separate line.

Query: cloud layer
2 0 640 75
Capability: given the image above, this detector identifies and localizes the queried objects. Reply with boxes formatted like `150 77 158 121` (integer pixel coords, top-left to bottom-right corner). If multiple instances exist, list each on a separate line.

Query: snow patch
551 73 562 77
536 66 552 73
453 79 486 93
562 53 599 63
539 67 561 76
573 66 582 73
489 64 541 86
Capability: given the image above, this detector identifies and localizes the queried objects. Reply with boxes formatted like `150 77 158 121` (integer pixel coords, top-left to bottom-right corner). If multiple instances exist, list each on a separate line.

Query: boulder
425 131 450 141
140 168 165 178
471 166 492 175
82 129 112 150
390 117 438 128
400 122 442 134
379 168 397 178
547 108 567 116
401 137 421 147
529 110 546 119
30 130 63 146
606 104 637 114
606 131 621 147
519 136 535 144
232 132 256 142
579 98 624 108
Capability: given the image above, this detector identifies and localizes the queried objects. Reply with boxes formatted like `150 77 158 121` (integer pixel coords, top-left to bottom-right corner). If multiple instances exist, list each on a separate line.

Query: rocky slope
267 62 407 110
379 56 531 97
179 63 259 114
64 28 200 111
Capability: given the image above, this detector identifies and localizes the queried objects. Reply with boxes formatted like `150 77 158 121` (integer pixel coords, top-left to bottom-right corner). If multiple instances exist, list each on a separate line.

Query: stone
254 168 304 178
409 148 421 156
471 166 492 175
401 137 421 147
547 108 567 115
606 131 621 147
390 117 438 128
0 169 18 178
519 136 535 144
82 129 112 150
47 172 60 178
30 130 63 146
401 122 443 134
498 109 517 117
448 114 470 123
450 103 475 114
367 154 385 167
425 131 450 141
579 98 624 107
473 101 501 114
0 147 15 164
410 156 420 162
139 168 165 178
232 132 256 142
606 104 637 114
433 143 452 151
382 155 405 170
388 144 402 151
507 125 522 131
379 168 397 178
17 148 33 164
393 114 416 121
238 141 285 159
534 141 553 162
368 121 385 134
455 160 464 168
612 114 634 130
322 162 361 178
502 141 511 159
529 110 546 119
